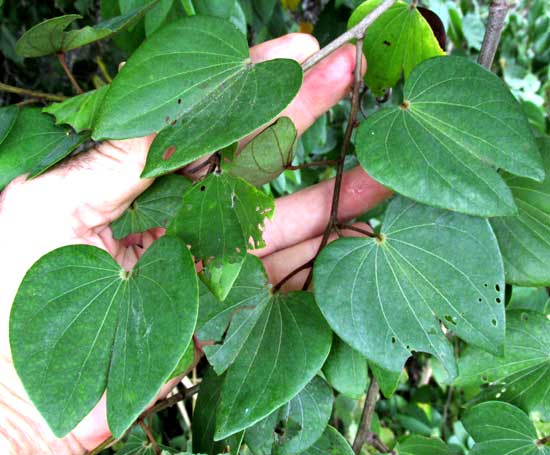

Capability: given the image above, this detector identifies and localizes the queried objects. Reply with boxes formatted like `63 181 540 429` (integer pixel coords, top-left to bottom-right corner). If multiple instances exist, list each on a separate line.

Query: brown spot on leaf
163 146 176 160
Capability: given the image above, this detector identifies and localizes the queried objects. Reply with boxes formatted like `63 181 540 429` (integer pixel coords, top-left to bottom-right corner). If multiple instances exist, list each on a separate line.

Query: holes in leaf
481 375 488 382
444 315 456 326
200 185 206 192
483 283 488 288
495 297 501 304
478 297 482 302
495 284 501 292
383 40 391 46
391 336 396 344
521 313 529 322
162 146 176 160
491 319 497 326
177 98 182 104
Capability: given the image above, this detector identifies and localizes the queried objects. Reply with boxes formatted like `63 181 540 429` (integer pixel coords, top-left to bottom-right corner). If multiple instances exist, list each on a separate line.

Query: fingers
255 166 392 258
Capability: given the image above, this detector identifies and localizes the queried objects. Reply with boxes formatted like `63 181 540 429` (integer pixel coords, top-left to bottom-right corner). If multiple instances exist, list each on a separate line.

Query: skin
0 33 392 454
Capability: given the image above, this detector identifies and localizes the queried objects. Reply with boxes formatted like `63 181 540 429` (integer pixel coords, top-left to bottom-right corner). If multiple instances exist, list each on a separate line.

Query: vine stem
57 52 83 94
301 0 397 72
0 82 67 102
302 37 365 290
140 383 200 419
477 0 510 69
138 420 160 455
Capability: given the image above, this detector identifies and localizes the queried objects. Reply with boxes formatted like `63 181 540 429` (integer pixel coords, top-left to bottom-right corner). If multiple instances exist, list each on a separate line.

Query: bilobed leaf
300 426 354 455
92 16 302 177
167 173 275 264
0 108 88 190
314 196 506 376
490 137 550 285
0 105 18 145
193 368 244 455
43 86 109 133
9 236 198 437
111 174 191 239
349 0 445 96
356 56 544 217
245 376 334 455
463 401 550 455
456 310 550 419
215 292 332 440
323 337 369 399
396 435 452 455
224 117 297 186
15 2 158 57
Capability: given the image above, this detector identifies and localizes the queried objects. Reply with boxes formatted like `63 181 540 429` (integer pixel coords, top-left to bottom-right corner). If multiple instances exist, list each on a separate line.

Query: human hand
0 33 391 454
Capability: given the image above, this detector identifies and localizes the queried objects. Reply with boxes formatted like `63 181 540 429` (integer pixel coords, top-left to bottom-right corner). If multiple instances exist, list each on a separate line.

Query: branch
57 52 83 94
138 420 160 455
273 259 314 292
477 0 510 69
140 383 200 419
301 0 397 72
0 82 67 102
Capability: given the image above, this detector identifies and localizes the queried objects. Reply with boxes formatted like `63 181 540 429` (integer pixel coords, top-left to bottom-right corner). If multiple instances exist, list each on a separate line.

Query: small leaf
15 2 158 57
193 368 244 455
0 105 19 145
200 256 245 302
224 117 297 186
215 292 332 440
491 137 550 286
300 426 354 455
371 362 402 398
323 336 369 399
314 196 505 376
111 174 191 239
167 173 275 264
356 56 544 216
349 0 445 96
396 435 453 455
463 401 550 455
0 108 88 190
92 16 302 177
456 310 550 419
43 86 109 133
9 236 198 437
246 376 333 455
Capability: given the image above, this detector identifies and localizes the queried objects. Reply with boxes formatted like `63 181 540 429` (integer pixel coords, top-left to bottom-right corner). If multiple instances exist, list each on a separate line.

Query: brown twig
302 38 365 290
141 383 200 419
301 0 397 71
87 436 115 455
56 52 83 94
273 259 314 292
285 159 339 170
441 385 454 439
138 419 161 455
335 223 380 239
0 82 67 102
477 0 510 69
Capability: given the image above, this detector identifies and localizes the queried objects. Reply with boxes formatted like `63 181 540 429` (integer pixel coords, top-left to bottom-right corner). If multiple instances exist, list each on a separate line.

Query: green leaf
224 117 297 186
168 341 195 380
43 86 109 133
0 105 19 145
490 137 550 286
508 287 550 314
144 0 175 36
396 435 452 455
215 292 332 440
200 256 245 302
300 426 354 455
348 0 445 96
0 108 88 190
167 173 275 264
323 336 369 399
15 2 159 57
370 362 402 398
111 174 191 239
9 236 198 437
313 196 505 376
456 310 550 419
463 401 550 455
92 16 302 177
195 0 247 35
245 376 334 455
193 368 244 455
356 56 544 217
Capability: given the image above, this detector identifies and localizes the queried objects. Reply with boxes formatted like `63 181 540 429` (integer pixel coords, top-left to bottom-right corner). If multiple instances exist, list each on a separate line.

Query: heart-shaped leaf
395 436 453 455
323 337 369 399
0 108 88 190
301 426 354 455
43 86 109 133
463 401 550 455
245 376 333 455
224 117 297 186
348 0 445 96
0 105 19 145
314 196 505 376
456 310 550 420
215 291 332 440
167 173 275 264
92 16 302 177
15 2 158 57
111 174 191 239
9 236 198 437
356 56 544 216
491 137 550 286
